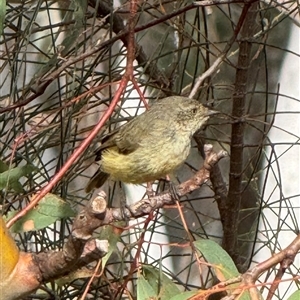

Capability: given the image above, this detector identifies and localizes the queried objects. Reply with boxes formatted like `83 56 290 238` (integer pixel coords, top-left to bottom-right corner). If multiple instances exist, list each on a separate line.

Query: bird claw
169 181 180 201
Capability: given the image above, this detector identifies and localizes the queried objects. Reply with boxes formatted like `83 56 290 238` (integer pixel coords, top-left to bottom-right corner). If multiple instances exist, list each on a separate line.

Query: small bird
85 96 216 192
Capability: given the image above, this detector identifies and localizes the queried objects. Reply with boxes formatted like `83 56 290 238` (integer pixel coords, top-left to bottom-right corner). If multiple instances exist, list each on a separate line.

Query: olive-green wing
112 114 152 154
93 129 119 161
94 115 148 159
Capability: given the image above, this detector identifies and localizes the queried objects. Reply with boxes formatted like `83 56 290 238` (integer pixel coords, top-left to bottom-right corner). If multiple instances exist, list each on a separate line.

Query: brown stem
222 2 260 264
243 234 300 299
34 146 225 281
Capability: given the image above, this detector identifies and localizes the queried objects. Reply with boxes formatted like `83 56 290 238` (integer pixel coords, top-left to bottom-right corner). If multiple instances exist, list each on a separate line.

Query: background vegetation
0 0 299 299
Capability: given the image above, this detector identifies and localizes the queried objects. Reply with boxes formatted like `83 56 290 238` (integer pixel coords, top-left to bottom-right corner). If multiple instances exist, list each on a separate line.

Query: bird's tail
85 169 110 193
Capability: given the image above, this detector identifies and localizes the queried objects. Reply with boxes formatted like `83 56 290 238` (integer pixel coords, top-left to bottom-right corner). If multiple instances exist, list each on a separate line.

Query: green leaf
169 291 199 300
98 224 122 267
37 194 76 218
194 239 240 281
140 265 181 300
0 0 6 35
0 165 37 191
0 160 23 192
137 276 157 300
287 290 300 300
0 160 9 172
194 239 254 300
7 181 23 193
9 193 75 233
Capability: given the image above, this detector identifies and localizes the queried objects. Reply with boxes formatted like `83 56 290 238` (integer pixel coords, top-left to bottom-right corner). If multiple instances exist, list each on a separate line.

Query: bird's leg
123 182 154 217
165 175 180 201
119 182 131 222
146 182 155 198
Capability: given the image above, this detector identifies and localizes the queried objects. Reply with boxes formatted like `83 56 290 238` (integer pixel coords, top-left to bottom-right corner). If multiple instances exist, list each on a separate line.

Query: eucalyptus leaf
140 265 180 300
9 193 75 233
287 290 300 300
0 165 37 191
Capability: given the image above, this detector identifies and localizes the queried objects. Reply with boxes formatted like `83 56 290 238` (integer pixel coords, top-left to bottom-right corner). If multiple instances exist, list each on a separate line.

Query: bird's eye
192 108 197 114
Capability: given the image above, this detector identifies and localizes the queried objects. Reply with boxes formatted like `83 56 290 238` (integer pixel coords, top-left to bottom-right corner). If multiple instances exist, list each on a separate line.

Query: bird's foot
168 181 180 201
146 182 155 198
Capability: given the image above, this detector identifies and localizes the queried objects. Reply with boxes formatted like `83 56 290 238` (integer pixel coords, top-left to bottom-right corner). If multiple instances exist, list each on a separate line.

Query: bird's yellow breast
101 134 191 184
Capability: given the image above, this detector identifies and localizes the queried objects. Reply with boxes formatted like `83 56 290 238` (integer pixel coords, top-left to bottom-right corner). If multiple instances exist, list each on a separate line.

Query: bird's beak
206 109 219 116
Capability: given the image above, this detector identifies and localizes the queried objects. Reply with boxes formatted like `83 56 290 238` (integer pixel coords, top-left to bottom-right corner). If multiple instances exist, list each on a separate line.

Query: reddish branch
243 234 300 300
190 234 300 299
7 0 139 228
